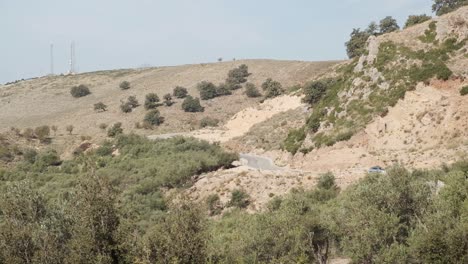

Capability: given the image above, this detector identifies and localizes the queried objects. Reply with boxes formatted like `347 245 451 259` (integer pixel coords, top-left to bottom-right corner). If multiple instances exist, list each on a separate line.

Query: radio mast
68 41 76 75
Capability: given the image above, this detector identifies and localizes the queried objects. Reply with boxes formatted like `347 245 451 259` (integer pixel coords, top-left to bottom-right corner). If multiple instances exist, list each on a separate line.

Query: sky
0 0 433 84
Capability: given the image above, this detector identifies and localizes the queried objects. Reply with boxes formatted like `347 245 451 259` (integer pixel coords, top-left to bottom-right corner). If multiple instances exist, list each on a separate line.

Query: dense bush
120 102 133 113
163 93 173 106
144 110 164 127
345 28 370 58
70 84 91 98
93 102 107 112
302 79 334 105
127 96 139 108
432 0 468 16
119 81 130 90
261 78 284 99
34 125 50 143
173 86 188 98
379 16 400 34
245 82 261 97
404 14 431 28
460 86 468 96
226 64 250 88
228 189 250 208
144 93 160 109
199 117 219 128
182 95 204 112
282 128 306 154
215 83 232 96
197 81 218 100
107 122 123 137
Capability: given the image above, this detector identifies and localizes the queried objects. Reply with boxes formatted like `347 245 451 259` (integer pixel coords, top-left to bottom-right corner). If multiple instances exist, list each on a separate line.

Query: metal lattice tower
68 41 76 75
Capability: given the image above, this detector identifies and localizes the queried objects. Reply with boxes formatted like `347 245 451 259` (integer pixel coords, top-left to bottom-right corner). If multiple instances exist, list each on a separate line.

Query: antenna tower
68 41 76 75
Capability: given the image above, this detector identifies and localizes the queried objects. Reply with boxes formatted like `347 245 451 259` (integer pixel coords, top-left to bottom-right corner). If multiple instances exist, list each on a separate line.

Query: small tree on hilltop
94 102 107 112
70 84 91 98
404 14 432 28
182 95 204 112
261 78 284 99
379 16 400 34
245 82 261 98
173 86 188 98
197 81 217 100
432 0 468 16
66 125 74 135
345 28 370 58
163 93 173 106
145 93 160 109
119 81 130 90
107 122 123 137
144 110 165 127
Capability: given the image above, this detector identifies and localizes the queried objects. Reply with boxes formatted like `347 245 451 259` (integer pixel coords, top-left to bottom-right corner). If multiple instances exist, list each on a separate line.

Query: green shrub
404 14 431 28
163 93 173 106
144 110 164 127
460 86 468 96
173 86 188 98
37 149 61 166
94 102 107 112
379 16 400 34
182 95 204 112
120 102 133 113
345 28 370 58
197 81 218 100
144 93 160 109
70 85 91 98
245 83 261 97
127 96 139 108
432 0 468 16
206 194 222 216
302 79 333 105
107 122 123 137
228 189 250 208
95 141 113 156
34 125 50 143
418 21 437 43
226 64 250 88
282 128 306 154
199 117 219 128
23 148 38 163
261 78 284 99
215 83 232 96
119 81 130 90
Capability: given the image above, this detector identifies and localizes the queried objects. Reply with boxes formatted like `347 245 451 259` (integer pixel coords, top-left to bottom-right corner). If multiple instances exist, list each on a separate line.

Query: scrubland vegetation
1 138 466 263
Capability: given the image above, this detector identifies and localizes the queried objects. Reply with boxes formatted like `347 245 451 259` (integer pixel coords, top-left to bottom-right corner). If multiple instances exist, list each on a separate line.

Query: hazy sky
0 0 433 83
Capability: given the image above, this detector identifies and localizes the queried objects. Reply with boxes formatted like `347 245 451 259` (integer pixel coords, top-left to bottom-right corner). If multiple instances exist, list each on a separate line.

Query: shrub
120 102 133 113
173 86 188 98
245 83 261 97
302 79 331 105
197 81 218 100
99 123 108 130
345 28 370 58
34 125 50 143
206 194 222 216
93 102 107 112
404 14 431 28
119 81 130 90
163 93 173 106
23 148 38 163
37 149 61 166
228 189 250 208
460 86 468 96
23 128 35 139
200 117 219 128
182 95 204 112
144 110 165 127
107 122 123 137
215 83 232 96
226 64 250 88
261 78 284 98
432 0 468 16
144 93 160 109
70 85 91 98
127 96 139 108
66 125 74 135
282 128 306 154
379 16 400 34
